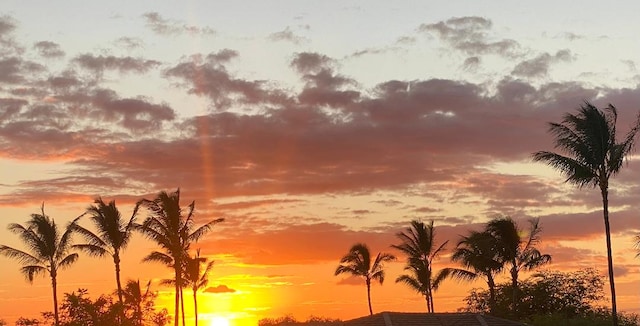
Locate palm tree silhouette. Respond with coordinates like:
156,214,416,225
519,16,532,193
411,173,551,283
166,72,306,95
434,231,502,313
335,243,395,316
122,279,152,326
136,189,223,326
392,220,447,312
485,216,551,315
533,102,640,326
71,198,139,309
184,249,214,326
0,204,79,326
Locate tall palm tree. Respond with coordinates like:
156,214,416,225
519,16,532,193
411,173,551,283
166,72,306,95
635,234,640,258
122,279,152,326
184,249,214,326
485,216,551,315
71,198,138,307
136,189,224,326
392,220,447,313
0,205,79,326
434,231,502,313
158,250,214,326
334,243,395,316
533,102,640,326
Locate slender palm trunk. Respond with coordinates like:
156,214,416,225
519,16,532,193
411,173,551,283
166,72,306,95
511,264,518,316
180,287,186,326
486,273,496,314
601,186,618,326
114,255,123,304
51,274,59,326
430,287,435,313
366,278,373,316
174,266,181,326
193,288,198,326
114,254,124,324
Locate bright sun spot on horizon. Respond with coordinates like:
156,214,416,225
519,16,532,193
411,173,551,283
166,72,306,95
210,316,231,326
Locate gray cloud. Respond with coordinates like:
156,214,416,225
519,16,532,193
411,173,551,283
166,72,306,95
419,16,520,57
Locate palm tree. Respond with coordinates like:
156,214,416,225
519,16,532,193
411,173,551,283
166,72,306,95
392,220,447,313
334,243,395,316
634,234,640,258
122,279,152,326
136,189,224,326
485,216,551,315
71,198,138,307
0,204,79,326
434,231,502,313
184,249,215,326
533,102,640,326
159,250,214,326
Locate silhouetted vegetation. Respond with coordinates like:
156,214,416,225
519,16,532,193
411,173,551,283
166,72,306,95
12,284,169,326
135,189,224,326
0,205,79,326
71,197,139,322
334,243,395,316
258,315,343,326
533,102,640,326
462,268,639,325
392,220,447,313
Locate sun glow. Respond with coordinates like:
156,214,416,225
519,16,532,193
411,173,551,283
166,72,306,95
209,316,231,326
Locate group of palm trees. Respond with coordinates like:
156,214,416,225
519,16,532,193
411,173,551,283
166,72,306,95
0,189,223,326
334,217,550,317
335,102,640,326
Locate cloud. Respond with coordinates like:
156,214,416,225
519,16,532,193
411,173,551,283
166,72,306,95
114,37,144,50
204,284,237,293
0,57,45,84
268,27,307,44
165,50,289,108
33,41,65,58
419,16,519,57
512,49,574,78
142,12,215,36
72,54,161,76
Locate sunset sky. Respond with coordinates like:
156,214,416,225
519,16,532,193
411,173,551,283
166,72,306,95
1,1,640,325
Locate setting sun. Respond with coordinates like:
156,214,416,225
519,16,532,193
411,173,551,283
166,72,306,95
210,316,231,326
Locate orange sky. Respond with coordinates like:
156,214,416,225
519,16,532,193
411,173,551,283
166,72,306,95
1,2,640,326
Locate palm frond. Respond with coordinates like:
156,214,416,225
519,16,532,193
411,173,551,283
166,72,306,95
142,251,174,266
0,246,43,265
72,244,109,257
58,253,79,269
20,265,48,283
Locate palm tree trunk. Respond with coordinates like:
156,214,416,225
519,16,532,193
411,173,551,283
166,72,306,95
486,273,496,314
180,287,186,326
366,278,373,316
601,186,618,326
115,255,123,304
511,265,518,317
427,282,434,313
193,288,198,326
114,254,124,324
174,266,181,326
51,274,60,326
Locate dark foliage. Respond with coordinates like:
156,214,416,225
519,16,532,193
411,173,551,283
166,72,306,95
462,268,639,325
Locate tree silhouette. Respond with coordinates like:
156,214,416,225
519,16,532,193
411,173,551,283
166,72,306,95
434,231,502,313
71,198,138,310
135,189,223,326
392,220,447,312
184,249,214,326
485,216,551,316
0,205,79,326
334,243,395,316
533,102,640,326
